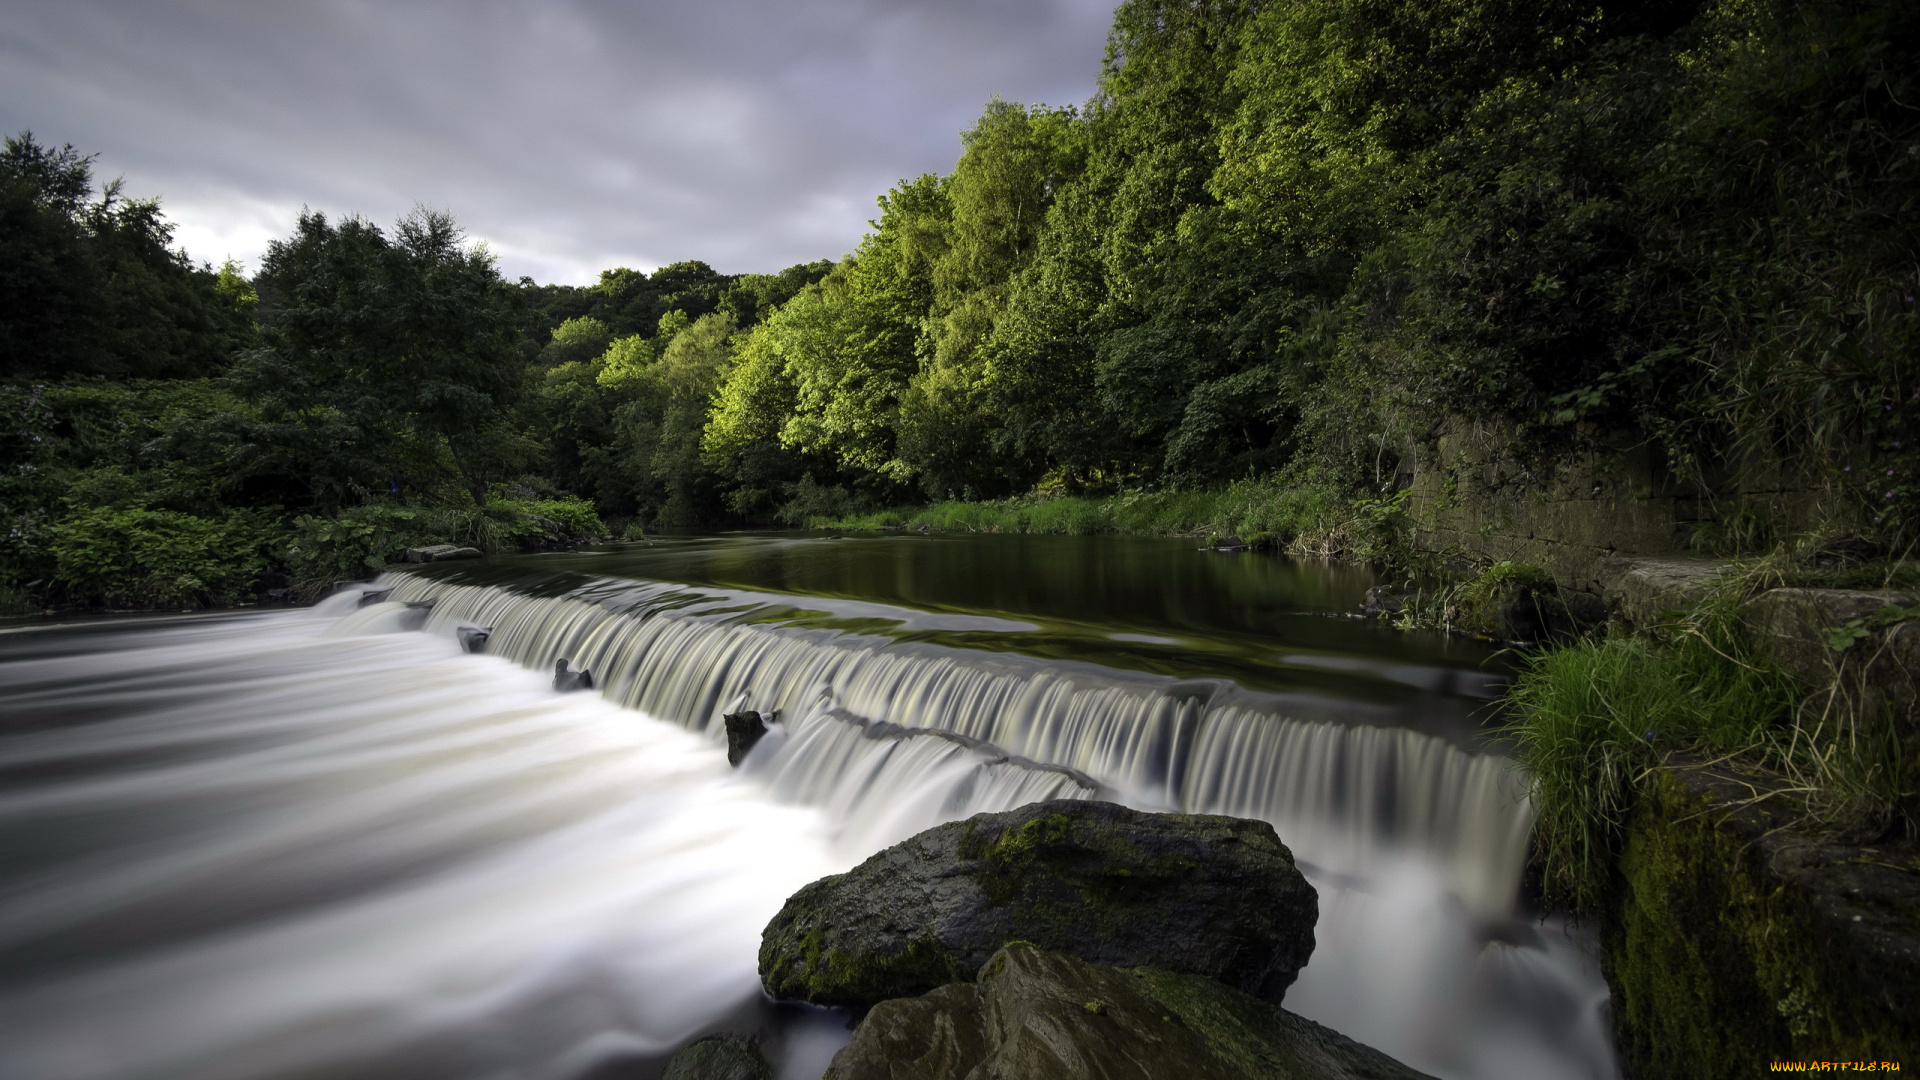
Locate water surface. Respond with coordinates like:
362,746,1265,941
0,532,1615,1080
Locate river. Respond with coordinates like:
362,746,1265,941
0,532,1618,1080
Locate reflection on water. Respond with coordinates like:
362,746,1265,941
0,534,1617,1080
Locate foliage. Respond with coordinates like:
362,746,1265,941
10,0,1920,606
512,496,606,538
50,506,281,608
230,207,530,509
681,0,1918,541
815,476,1393,555
1,132,254,381
281,495,605,598
283,505,429,599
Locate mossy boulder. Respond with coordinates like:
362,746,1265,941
660,1035,771,1080
1450,561,1567,641
823,942,1432,1080
758,800,1316,1010
1605,760,1920,1078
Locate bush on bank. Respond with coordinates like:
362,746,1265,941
1504,550,1917,914
282,495,606,600
50,507,281,609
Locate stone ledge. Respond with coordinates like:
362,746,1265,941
1744,587,1919,700
1605,759,1920,1078
1591,555,1729,631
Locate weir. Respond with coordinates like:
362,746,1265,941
0,544,1615,1080
385,573,1535,920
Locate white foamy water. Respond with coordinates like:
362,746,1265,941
0,596,845,1080
0,579,1618,1080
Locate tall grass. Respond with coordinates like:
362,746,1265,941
1503,552,1908,912
817,479,1392,556
1505,629,1801,912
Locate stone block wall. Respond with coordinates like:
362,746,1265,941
1399,421,1831,583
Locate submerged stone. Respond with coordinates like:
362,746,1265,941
403,544,482,563
553,658,594,693
723,710,768,766
823,943,1433,1080
758,799,1316,1010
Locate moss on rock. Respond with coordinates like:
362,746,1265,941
759,800,1317,1011
823,943,1433,1080
1605,762,1920,1078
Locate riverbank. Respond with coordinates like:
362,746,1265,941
823,488,1920,1071
818,480,1419,560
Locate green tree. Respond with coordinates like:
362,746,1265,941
233,207,529,507
0,132,251,380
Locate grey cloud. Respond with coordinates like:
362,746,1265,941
0,0,1114,283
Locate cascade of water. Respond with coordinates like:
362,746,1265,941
386,574,1532,919
0,575,1614,1080
0,600,849,1080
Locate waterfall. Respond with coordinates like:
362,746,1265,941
0,572,1613,1080
384,573,1533,920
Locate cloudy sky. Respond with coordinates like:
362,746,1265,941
1,1,1115,284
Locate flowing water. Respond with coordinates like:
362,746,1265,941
0,533,1618,1080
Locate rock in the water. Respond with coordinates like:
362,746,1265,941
723,710,768,766
554,658,594,693
661,1034,771,1080
1362,586,1403,619
759,799,1316,1010
456,624,492,654
354,587,393,607
404,544,483,563
824,943,1433,1080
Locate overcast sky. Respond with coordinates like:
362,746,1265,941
1,1,1115,284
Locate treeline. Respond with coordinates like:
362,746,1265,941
696,0,1918,532
4,0,1917,610
0,133,829,609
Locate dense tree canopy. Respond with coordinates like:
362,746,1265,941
1,133,253,381
4,0,1916,610
230,208,529,508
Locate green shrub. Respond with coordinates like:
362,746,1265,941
814,477,1363,547
0,584,41,616
504,496,606,538
51,507,282,608
283,506,430,598
1448,561,1562,640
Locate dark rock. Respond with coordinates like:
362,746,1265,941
1606,758,1920,1073
661,1034,771,1080
404,544,482,563
724,710,768,767
1362,586,1403,619
823,943,1433,1080
1450,562,1567,642
759,799,1316,1010
1564,589,1608,626
1215,535,1249,552
1743,587,1918,693
355,588,392,607
1593,555,1728,632
456,624,492,654
554,659,594,693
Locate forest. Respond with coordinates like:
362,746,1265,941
3,0,1916,612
